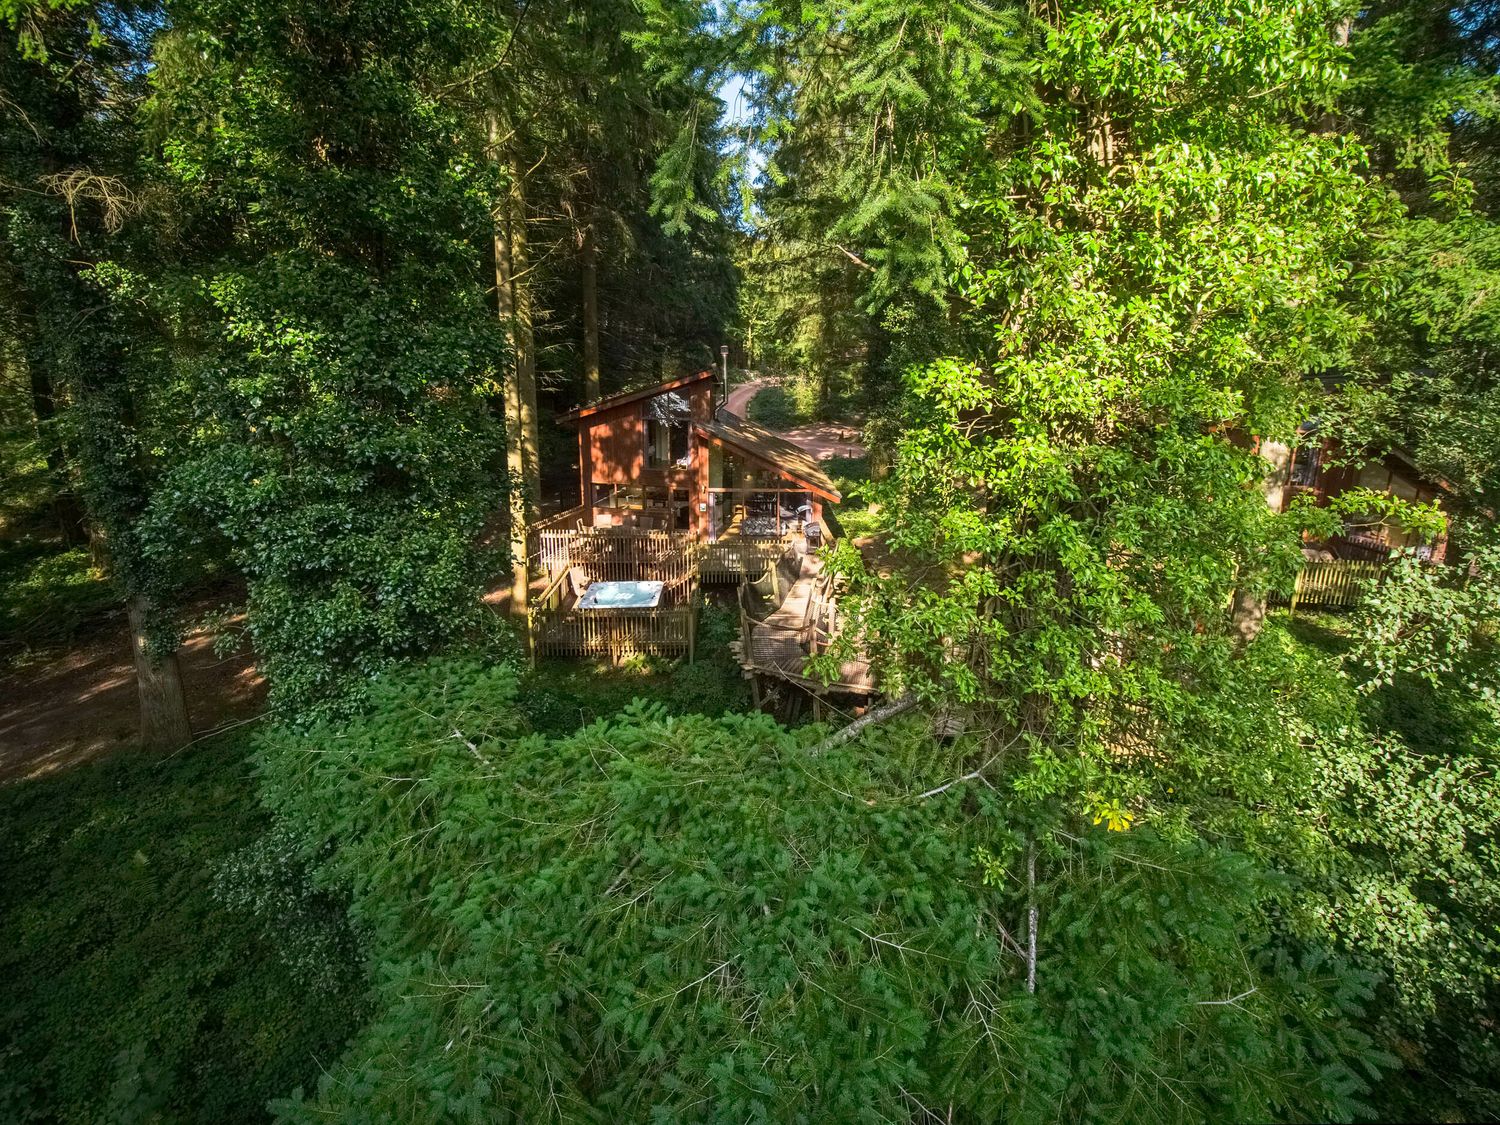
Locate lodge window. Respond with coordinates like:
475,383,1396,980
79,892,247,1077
1289,440,1321,488
590,483,691,531
645,392,691,469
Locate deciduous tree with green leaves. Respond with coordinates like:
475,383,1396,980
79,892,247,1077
142,0,506,710
1,0,196,746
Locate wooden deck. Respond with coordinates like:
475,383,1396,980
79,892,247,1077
733,549,874,703
522,523,856,676
533,525,797,585
527,530,699,664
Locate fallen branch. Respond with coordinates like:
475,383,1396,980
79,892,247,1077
1025,842,1038,995
834,243,877,273
917,769,984,799
452,728,493,768
1196,988,1257,1008
805,694,917,757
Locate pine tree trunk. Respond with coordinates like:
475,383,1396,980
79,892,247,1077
488,109,533,617
127,594,191,749
581,222,601,403
505,152,542,509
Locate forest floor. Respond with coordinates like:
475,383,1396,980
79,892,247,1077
0,601,264,784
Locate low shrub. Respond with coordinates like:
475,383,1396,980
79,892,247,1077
0,544,117,660
257,656,1388,1123
746,382,807,429
0,736,368,1123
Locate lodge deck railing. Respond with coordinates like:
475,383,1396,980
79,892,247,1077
536,528,698,585
526,529,700,664
530,596,699,663
527,505,589,576
521,523,820,665
533,524,797,584
1284,559,1384,612
699,535,789,582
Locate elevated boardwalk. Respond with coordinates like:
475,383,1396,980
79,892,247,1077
733,546,874,711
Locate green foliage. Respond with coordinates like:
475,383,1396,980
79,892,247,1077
514,606,750,737
0,543,114,658
256,656,1388,1123
1110,612,1500,1121
0,735,368,1123
822,453,879,539
141,0,508,711
744,381,807,429
816,0,1390,793
0,385,53,538
734,0,1028,416
1,0,174,631
1350,545,1500,702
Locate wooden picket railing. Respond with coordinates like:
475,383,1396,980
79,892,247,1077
526,528,700,663
699,536,789,582
526,504,589,577
535,528,699,585
532,525,797,584
531,598,699,663
1285,559,1385,613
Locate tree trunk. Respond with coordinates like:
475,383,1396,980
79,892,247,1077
581,221,601,403
1231,438,1294,646
488,109,534,617
127,594,191,749
505,153,542,510
1229,587,1268,647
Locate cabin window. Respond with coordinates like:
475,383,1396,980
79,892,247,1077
645,392,692,469
592,482,645,510
1289,440,1321,488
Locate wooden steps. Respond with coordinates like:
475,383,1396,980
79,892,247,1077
734,551,875,696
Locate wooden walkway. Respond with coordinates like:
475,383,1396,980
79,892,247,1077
748,557,816,676
737,550,874,695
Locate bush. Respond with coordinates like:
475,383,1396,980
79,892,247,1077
746,383,807,429
514,605,750,737
0,736,368,1123
0,543,117,660
1176,616,1500,1122
257,656,1388,1123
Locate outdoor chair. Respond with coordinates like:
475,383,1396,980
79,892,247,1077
567,566,592,602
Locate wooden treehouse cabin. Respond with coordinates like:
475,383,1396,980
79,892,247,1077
524,371,847,665
555,369,841,573
1276,432,1449,563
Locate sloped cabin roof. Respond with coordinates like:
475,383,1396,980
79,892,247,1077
697,414,842,503
556,369,716,424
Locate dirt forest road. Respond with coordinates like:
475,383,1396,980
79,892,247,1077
724,376,767,419
723,378,867,462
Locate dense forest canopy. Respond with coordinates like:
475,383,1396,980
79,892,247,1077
2,0,1498,1121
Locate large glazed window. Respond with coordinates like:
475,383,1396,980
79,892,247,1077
645,392,692,469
